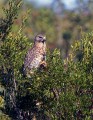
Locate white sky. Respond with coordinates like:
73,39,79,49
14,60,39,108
63,0,76,9
27,0,76,9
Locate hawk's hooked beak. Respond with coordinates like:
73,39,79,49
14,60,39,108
43,36,46,42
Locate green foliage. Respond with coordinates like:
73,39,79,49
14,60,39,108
0,114,11,120
0,0,30,119
63,31,72,40
17,32,93,119
0,0,22,41
0,0,93,120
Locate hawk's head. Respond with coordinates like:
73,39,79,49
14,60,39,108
34,34,46,44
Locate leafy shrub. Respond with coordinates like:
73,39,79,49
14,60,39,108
17,32,93,119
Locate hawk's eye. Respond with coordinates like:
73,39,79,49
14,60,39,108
36,36,43,42
38,36,42,39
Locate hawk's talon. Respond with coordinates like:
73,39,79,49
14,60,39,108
39,61,47,69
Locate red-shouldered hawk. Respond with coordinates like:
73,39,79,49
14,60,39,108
24,34,46,77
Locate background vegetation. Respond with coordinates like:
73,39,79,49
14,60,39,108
0,0,93,119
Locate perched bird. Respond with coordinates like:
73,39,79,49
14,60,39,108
24,34,47,77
